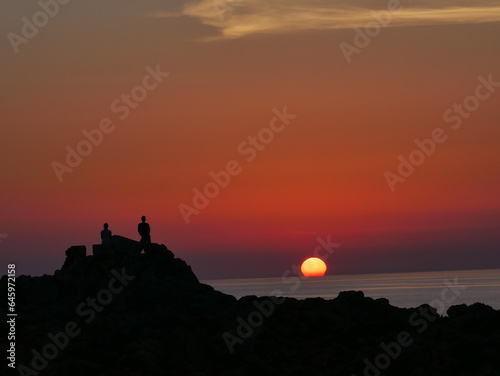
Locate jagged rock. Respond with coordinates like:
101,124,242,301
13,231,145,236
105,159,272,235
92,235,143,257
144,243,173,259
62,245,86,272
448,304,469,318
66,245,86,257
92,243,115,257
110,235,143,254
337,290,365,302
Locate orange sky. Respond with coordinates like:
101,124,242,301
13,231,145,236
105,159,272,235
1,0,499,278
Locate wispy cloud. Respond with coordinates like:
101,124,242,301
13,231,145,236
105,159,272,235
148,0,500,40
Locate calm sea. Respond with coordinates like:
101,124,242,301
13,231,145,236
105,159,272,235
203,269,500,310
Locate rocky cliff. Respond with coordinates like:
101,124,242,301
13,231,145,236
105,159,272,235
1,237,499,375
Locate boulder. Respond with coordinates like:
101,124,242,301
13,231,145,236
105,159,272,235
92,243,115,257
111,235,143,255
65,245,86,258
91,236,144,257
61,245,86,271
144,243,174,259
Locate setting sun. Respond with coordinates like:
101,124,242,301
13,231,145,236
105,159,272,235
300,257,327,277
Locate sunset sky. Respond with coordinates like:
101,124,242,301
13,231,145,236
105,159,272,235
1,0,499,279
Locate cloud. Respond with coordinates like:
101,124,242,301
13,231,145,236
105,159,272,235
148,0,500,40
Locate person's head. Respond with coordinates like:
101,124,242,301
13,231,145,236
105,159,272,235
103,223,109,229
141,216,146,222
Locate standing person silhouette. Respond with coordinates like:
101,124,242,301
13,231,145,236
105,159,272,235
138,216,151,246
101,223,112,244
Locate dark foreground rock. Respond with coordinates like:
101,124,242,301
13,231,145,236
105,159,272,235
1,238,499,376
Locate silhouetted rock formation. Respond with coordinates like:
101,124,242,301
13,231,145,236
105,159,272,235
1,238,499,376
